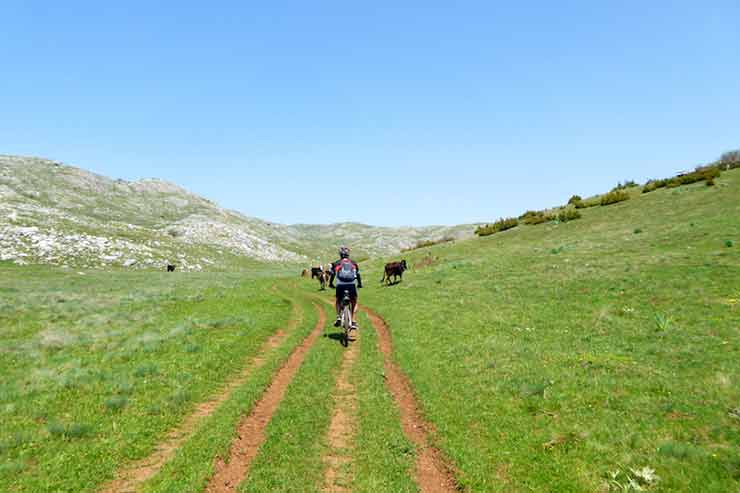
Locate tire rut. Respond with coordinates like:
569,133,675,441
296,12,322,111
100,300,303,493
364,307,459,493
205,303,327,493
321,325,360,492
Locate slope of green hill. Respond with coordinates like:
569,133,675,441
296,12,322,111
360,168,740,492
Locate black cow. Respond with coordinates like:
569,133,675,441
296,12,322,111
166,264,176,272
310,267,323,279
381,259,408,285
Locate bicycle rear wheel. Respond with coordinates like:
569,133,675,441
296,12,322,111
341,305,351,347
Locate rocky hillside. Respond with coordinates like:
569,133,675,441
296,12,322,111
0,155,472,270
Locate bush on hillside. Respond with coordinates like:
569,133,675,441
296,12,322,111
567,195,582,205
518,210,540,220
642,179,668,193
401,236,454,252
600,190,630,206
666,166,721,188
520,210,555,225
612,180,639,191
557,208,581,223
475,217,519,237
574,197,600,209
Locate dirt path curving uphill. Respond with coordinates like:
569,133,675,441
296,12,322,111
205,303,327,493
364,307,459,493
321,325,360,492
101,301,303,493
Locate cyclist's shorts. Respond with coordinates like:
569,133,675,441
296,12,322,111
335,284,357,301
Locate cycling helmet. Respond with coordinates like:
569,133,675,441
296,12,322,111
339,246,350,258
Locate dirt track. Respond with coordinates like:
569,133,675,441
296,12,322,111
100,301,303,493
102,297,458,493
364,307,459,493
321,322,360,492
205,303,327,493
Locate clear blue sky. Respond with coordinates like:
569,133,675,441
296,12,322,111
2,2,738,226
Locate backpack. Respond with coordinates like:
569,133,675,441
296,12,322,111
336,258,357,283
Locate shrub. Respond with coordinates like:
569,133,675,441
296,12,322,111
401,236,454,252
612,180,639,191
634,228,643,234
574,197,600,209
475,217,519,237
706,178,715,186
567,195,582,205
520,210,553,225
523,212,553,225
600,190,630,206
557,209,581,223
642,179,668,193
668,166,721,188
726,240,734,248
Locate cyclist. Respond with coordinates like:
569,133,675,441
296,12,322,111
328,246,363,329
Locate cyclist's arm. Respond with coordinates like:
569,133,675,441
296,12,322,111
355,263,363,288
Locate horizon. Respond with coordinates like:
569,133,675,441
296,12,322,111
2,2,738,227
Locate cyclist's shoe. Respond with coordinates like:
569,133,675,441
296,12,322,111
334,316,341,327
350,321,358,331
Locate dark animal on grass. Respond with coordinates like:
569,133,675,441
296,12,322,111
311,267,323,279
318,270,329,290
381,259,408,285
166,264,176,272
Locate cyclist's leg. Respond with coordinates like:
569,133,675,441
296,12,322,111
334,286,342,326
349,285,358,328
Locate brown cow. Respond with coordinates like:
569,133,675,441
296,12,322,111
301,268,309,277
381,259,408,285
318,270,330,290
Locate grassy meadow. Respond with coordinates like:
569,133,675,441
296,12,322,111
360,169,740,491
0,168,738,492
0,267,295,492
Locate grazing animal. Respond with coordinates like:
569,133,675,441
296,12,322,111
318,270,329,290
166,264,176,272
311,267,323,279
301,268,309,277
381,259,408,285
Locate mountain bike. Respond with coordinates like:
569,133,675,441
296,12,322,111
339,289,353,347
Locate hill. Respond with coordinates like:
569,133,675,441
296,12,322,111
359,166,740,491
0,155,472,270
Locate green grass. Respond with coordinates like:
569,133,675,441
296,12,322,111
0,267,293,492
360,169,740,492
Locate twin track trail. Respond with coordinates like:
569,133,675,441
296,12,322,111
321,324,360,492
205,303,327,493
101,300,303,493
364,307,459,493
